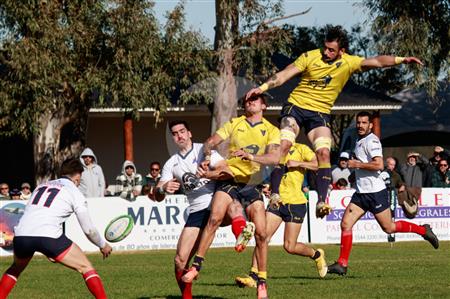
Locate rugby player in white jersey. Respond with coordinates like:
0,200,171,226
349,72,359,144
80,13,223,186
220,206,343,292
327,111,439,276
152,120,235,299
0,158,112,299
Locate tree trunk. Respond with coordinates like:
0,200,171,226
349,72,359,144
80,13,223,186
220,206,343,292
213,0,239,156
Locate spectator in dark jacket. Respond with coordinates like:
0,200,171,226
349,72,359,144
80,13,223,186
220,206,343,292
431,158,450,187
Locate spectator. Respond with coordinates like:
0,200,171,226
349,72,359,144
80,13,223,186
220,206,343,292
10,189,21,200
332,178,349,190
0,183,10,199
141,161,161,195
20,182,32,200
115,160,143,201
431,158,450,187
332,152,351,183
429,146,450,167
79,147,106,198
400,152,430,188
381,157,406,193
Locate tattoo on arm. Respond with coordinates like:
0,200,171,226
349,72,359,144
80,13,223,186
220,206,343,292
267,74,278,89
265,143,280,154
203,139,214,156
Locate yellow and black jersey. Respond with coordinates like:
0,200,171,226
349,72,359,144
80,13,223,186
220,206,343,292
288,48,364,114
216,115,280,184
279,143,316,204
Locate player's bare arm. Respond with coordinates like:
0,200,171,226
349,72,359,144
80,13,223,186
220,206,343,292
154,178,181,202
196,160,233,181
348,156,384,171
232,143,280,165
202,134,224,169
361,56,423,71
286,157,319,171
246,63,302,99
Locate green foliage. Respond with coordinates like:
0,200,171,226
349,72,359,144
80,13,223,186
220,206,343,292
1,242,449,298
363,0,450,104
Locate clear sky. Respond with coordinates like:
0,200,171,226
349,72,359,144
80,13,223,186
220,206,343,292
153,0,368,43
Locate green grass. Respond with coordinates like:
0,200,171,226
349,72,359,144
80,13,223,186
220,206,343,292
1,241,449,298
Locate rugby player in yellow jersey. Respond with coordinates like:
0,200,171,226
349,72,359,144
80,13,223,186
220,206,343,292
182,94,280,299
235,143,328,289
245,25,423,219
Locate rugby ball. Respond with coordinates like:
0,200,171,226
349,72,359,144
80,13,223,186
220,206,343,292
104,215,134,243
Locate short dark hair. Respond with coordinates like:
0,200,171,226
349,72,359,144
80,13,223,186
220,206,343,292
240,93,269,108
325,25,349,51
336,178,348,187
356,111,373,122
169,120,190,132
60,158,84,177
150,161,160,168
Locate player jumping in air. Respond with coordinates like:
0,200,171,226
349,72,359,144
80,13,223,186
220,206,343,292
245,25,423,219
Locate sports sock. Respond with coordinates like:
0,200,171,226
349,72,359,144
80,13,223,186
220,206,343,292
0,273,17,299
270,165,285,194
231,216,247,239
191,255,204,272
82,270,107,299
257,271,267,285
181,269,192,299
311,250,321,260
249,267,259,281
337,230,353,267
395,221,426,235
316,166,331,203
175,269,185,294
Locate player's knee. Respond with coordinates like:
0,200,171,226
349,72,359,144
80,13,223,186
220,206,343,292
255,230,267,244
340,219,353,231
313,137,332,155
174,254,186,269
381,223,395,234
207,216,222,229
283,240,296,254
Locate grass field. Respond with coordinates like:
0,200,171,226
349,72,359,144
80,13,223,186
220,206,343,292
1,241,449,298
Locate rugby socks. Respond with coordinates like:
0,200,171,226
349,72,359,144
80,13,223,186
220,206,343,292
311,250,321,260
82,270,107,299
175,269,192,299
337,230,353,267
0,273,17,299
191,255,204,272
270,165,284,194
249,267,259,281
257,271,267,285
395,221,426,235
231,216,247,239
316,165,332,203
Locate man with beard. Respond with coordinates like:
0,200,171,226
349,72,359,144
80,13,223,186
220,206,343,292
245,25,423,220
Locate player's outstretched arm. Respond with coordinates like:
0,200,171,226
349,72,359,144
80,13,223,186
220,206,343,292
203,133,224,160
348,156,384,171
361,55,423,71
246,63,302,99
286,157,319,171
196,160,233,180
153,179,180,202
232,143,280,166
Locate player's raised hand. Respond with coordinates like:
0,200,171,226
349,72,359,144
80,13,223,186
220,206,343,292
404,57,424,66
101,243,112,259
245,87,263,100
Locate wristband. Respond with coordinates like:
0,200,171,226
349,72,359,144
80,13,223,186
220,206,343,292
394,57,405,64
259,83,269,92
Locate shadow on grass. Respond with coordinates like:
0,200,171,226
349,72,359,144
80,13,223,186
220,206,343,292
270,275,357,280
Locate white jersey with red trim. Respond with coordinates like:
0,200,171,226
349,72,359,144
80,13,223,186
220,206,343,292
160,143,223,213
15,177,90,238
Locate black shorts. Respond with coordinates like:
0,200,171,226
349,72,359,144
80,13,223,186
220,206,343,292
280,103,331,134
13,234,73,261
184,208,210,229
350,189,390,214
267,203,307,223
217,180,263,209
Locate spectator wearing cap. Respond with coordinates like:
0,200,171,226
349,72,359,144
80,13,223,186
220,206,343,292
10,189,21,200
332,152,351,184
79,147,106,198
115,160,143,201
400,152,430,188
141,161,161,196
20,183,32,200
0,183,10,199
431,158,450,187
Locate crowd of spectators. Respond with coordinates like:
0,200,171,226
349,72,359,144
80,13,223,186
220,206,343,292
2,145,448,202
